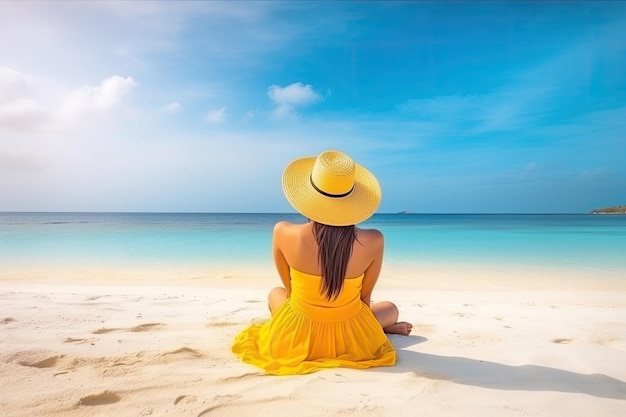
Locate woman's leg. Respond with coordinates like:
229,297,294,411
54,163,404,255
268,287,288,316
370,301,413,336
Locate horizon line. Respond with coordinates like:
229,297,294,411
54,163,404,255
0,211,599,215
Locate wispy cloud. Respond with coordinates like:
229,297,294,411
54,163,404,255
397,19,626,149
204,106,227,124
267,82,322,118
160,101,182,113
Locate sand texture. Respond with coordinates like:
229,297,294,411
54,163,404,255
1,274,626,417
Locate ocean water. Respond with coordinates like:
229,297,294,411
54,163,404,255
1,212,625,277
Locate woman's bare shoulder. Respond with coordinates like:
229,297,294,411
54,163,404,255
273,221,305,234
355,227,384,244
356,226,383,236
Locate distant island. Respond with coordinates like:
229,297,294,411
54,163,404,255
590,205,626,214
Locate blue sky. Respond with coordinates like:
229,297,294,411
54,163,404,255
1,1,625,213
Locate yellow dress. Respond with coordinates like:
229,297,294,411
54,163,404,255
231,267,396,375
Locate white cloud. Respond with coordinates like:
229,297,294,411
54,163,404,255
0,68,135,134
0,67,49,131
0,152,46,173
0,66,32,102
161,101,182,113
54,75,135,129
0,98,47,132
204,106,227,124
60,75,135,112
267,82,321,117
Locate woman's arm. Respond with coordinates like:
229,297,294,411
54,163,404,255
272,221,292,296
360,229,384,306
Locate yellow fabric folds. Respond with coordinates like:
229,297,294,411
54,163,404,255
231,268,396,375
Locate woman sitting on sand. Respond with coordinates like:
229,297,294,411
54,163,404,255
232,150,412,375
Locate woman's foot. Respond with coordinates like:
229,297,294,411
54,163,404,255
383,321,413,336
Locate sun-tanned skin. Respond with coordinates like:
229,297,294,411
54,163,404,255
269,220,412,336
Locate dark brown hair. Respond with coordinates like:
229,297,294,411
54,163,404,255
312,221,357,300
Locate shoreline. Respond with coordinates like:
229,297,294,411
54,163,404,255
2,262,625,291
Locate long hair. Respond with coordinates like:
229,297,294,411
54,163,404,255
312,221,357,301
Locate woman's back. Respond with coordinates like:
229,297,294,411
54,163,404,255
272,221,384,304
233,232,395,375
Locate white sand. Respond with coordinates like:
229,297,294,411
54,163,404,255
1,266,625,417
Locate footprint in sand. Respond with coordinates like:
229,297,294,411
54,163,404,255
206,321,237,328
19,355,65,368
218,372,259,382
78,391,121,406
92,322,164,334
197,395,241,417
85,295,108,301
156,347,202,362
161,347,202,359
174,395,198,405
64,337,97,345
596,337,618,346
130,323,164,332
152,347,202,365
92,327,122,334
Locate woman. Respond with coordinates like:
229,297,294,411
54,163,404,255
232,150,412,375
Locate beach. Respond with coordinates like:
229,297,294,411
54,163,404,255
1,264,625,417
3,0,626,414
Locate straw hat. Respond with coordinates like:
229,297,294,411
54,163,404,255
282,150,381,226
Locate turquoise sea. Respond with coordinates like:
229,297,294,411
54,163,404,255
1,213,625,279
